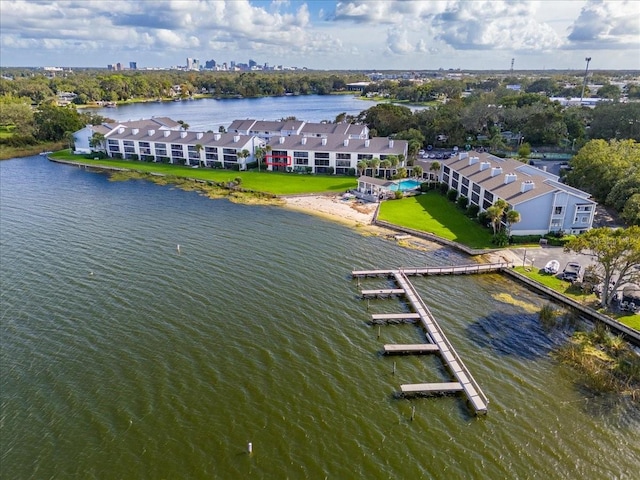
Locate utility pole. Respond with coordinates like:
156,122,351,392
580,57,591,105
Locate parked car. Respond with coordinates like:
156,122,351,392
561,262,582,282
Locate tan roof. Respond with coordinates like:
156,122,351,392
106,128,253,148
442,152,592,206
266,134,407,155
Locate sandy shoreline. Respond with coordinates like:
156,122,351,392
281,194,379,228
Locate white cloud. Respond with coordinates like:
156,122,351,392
567,0,640,48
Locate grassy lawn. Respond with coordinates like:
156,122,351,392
49,151,356,195
514,266,640,330
378,191,494,249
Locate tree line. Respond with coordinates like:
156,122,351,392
0,69,367,104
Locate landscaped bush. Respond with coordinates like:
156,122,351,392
394,190,403,199
447,188,458,202
543,233,576,246
466,204,480,218
510,234,543,245
456,195,468,209
438,182,449,194
348,168,356,176
477,211,490,227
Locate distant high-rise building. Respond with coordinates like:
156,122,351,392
186,57,200,71
129,61,137,70
116,62,123,71
249,59,257,69
204,59,216,69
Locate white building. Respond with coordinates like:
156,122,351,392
440,152,596,235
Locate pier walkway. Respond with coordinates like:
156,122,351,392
353,262,508,278
353,268,489,415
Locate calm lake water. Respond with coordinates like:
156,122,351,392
84,94,377,132
1,96,639,478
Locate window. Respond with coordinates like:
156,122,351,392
294,158,309,165
357,154,373,160
483,190,493,204
472,183,481,194
314,152,330,159
294,151,308,158
554,206,563,215
315,159,330,166
336,153,351,160
336,160,351,167
452,171,459,180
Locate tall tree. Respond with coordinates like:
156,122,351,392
564,226,640,308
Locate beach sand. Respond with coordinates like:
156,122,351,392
281,194,379,228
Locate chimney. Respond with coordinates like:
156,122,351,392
180,131,187,138
343,139,349,147
164,130,170,137
520,181,535,193
389,139,394,148
504,173,517,184
468,156,479,166
233,135,240,143
479,161,490,171
365,139,370,147
279,136,285,144
118,127,125,134
196,132,203,139
214,133,221,141
147,129,155,136
490,166,503,177
321,138,327,146
459,152,469,160
132,128,139,135
301,137,307,145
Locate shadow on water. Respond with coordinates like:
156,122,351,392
466,311,571,360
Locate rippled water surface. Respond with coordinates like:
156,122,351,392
1,157,639,479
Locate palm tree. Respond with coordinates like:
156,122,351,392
89,132,106,153
413,165,423,179
487,199,509,235
236,149,250,169
429,161,441,186
254,147,264,171
195,143,204,167
505,209,521,237
368,157,380,177
379,159,391,179
357,160,367,176
177,120,189,131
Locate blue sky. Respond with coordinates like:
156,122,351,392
1,0,638,70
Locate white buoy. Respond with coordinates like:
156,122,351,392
247,442,253,454
177,244,181,253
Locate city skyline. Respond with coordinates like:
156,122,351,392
1,0,639,71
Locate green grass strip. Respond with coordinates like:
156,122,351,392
49,151,356,195
378,191,494,249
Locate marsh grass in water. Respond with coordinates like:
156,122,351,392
554,323,640,398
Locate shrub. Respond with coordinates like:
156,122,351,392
492,231,509,246
539,303,559,330
348,168,356,176
438,182,449,194
456,195,469,209
394,190,404,199
466,204,480,218
447,189,458,202
477,211,490,227
510,234,542,245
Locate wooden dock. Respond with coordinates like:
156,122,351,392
371,313,420,325
352,262,508,278
383,343,439,354
353,267,489,415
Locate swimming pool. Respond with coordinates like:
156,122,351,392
389,179,422,191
